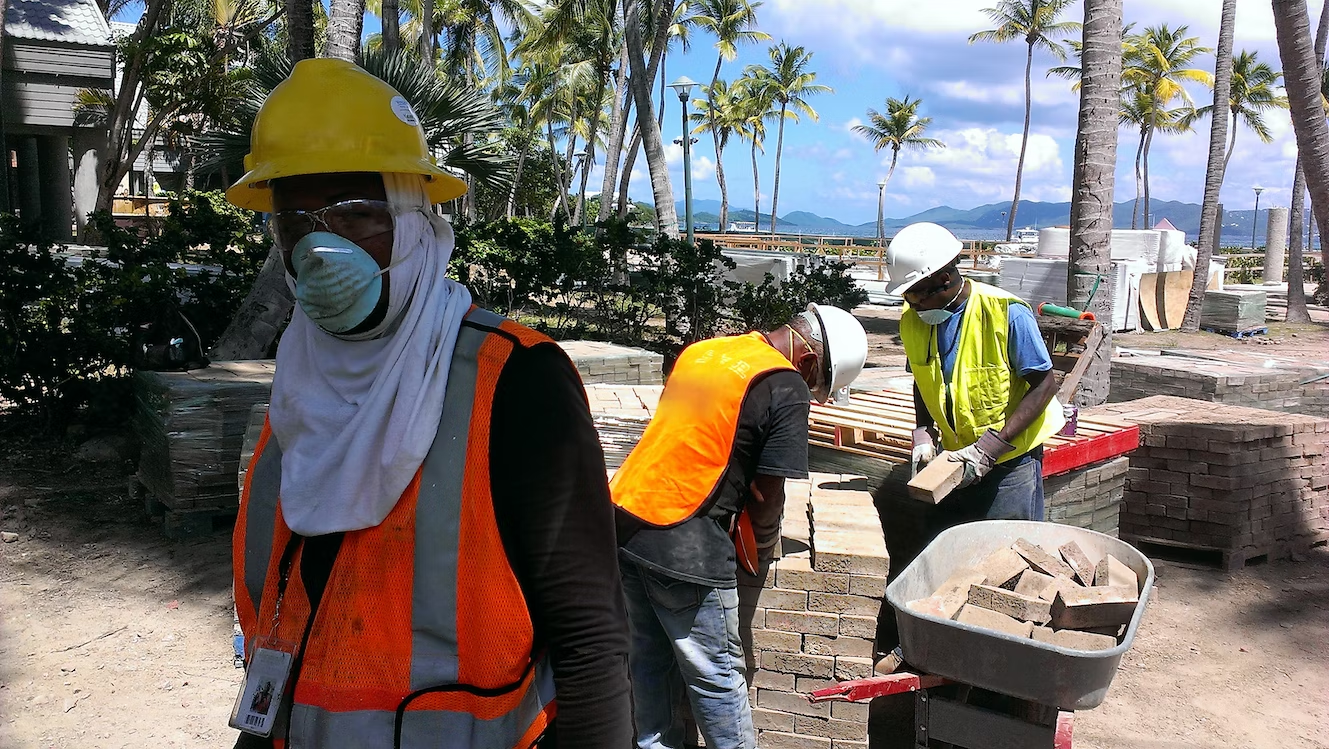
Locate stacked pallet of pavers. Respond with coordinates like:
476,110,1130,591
558,340,664,384
1085,396,1329,568
735,472,888,749
1110,356,1327,417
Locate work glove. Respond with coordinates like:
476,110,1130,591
911,427,938,478
950,429,1015,489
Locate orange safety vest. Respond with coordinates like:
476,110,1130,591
233,308,556,748
610,332,796,528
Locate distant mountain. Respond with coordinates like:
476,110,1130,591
678,197,1278,243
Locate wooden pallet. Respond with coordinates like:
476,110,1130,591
809,388,1140,478
1125,532,1329,571
139,484,238,540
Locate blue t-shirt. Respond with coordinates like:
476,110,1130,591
933,300,1053,383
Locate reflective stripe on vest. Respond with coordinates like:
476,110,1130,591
900,281,1064,460
234,307,555,748
610,332,795,527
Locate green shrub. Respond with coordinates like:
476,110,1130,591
0,190,266,431
727,256,869,333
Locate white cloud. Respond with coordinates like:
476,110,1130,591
919,128,1063,174
901,166,936,189
767,0,998,35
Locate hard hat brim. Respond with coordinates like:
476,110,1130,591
884,252,962,297
226,155,469,213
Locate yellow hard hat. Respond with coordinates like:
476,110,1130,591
226,58,468,212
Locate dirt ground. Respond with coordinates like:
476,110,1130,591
2,437,1327,749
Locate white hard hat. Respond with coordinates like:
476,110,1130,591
801,303,868,402
885,222,964,296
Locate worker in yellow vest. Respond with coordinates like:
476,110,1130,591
872,223,1064,745
611,305,868,749
225,59,631,748
889,222,1063,524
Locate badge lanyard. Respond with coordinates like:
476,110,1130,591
229,536,304,738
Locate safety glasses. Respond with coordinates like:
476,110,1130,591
268,199,394,250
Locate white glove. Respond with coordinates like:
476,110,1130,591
951,430,1015,489
911,427,938,478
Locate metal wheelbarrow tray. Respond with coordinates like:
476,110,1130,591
885,520,1155,711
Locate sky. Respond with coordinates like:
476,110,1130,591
609,0,1314,225
118,0,1315,225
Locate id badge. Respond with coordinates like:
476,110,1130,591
229,638,295,737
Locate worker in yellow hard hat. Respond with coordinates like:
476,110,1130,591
225,58,631,748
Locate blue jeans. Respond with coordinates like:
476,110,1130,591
621,560,755,749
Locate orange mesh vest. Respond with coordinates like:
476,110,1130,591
610,332,796,527
233,308,556,748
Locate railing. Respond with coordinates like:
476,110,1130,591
1216,252,1323,280
694,232,1004,281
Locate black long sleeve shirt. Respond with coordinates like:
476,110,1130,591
238,340,633,749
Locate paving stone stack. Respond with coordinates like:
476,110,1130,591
134,361,276,511
736,473,888,749
584,385,660,470
558,340,664,385
1043,456,1130,537
1110,356,1321,416
1199,289,1267,332
1086,396,1329,567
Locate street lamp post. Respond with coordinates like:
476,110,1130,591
1251,185,1265,251
668,76,698,244
876,180,887,246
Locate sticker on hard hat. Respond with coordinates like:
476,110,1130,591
390,96,420,127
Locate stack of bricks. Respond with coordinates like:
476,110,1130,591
1085,396,1329,567
1110,355,1329,417
734,473,888,749
1042,456,1130,537
558,340,664,385
584,385,660,470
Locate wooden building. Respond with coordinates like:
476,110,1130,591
2,0,114,240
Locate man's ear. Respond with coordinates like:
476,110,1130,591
798,350,820,382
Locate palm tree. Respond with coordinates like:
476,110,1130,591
1181,0,1234,333
1274,0,1329,306
745,43,830,235
1123,24,1212,229
1119,89,1193,229
1066,0,1122,405
691,0,768,233
735,70,775,228
622,0,680,236
969,0,1078,241
851,95,944,224
688,78,746,229
1286,0,1329,321
1189,51,1288,175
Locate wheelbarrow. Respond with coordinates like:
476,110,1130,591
809,520,1155,748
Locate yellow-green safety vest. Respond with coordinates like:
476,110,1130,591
900,281,1064,462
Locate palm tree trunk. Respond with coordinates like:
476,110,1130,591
417,0,435,61
1220,108,1238,175
769,101,788,235
751,138,760,227
1067,0,1123,405
658,51,667,129
1142,115,1156,228
1181,0,1235,332
618,123,642,217
548,121,571,219
507,134,531,219
1131,127,1145,229
287,0,315,62
599,42,633,221
1287,159,1312,322
1006,40,1035,242
326,0,364,62
381,0,401,55
0,0,10,214
709,55,726,233
622,0,679,237
1273,0,1329,288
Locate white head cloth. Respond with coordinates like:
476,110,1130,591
268,172,473,535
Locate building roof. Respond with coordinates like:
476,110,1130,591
1153,218,1179,231
5,0,113,47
